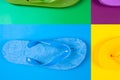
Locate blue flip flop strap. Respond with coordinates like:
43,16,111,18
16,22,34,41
26,40,71,66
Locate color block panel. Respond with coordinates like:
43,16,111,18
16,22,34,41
0,24,90,80
0,0,90,24
92,0,120,24
92,24,120,80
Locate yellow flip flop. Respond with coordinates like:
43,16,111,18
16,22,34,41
93,37,120,70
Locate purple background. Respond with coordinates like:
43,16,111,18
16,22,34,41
92,0,120,24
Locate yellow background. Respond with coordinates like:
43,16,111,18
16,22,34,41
92,24,120,80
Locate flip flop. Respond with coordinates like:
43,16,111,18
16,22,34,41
99,0,120,6
93,37,120,70
2,38,87,70
7,0,80,8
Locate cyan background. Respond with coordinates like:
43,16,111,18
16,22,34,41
0,25,90,80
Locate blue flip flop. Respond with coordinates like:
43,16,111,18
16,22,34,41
2,38,87,70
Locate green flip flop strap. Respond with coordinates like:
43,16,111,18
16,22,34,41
27,0,56,3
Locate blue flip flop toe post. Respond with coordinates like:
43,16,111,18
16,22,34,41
2,38,87,70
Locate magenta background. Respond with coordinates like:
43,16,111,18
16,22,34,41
92,0,120,24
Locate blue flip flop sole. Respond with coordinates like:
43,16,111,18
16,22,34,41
2,38,87,70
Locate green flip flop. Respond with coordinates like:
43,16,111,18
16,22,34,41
7,0,80,8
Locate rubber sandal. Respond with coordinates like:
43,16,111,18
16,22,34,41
2,38,87,70
93,37,120,70
7,0,80,8
99,0,120,6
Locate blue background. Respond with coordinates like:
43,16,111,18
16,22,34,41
0,25,90,80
